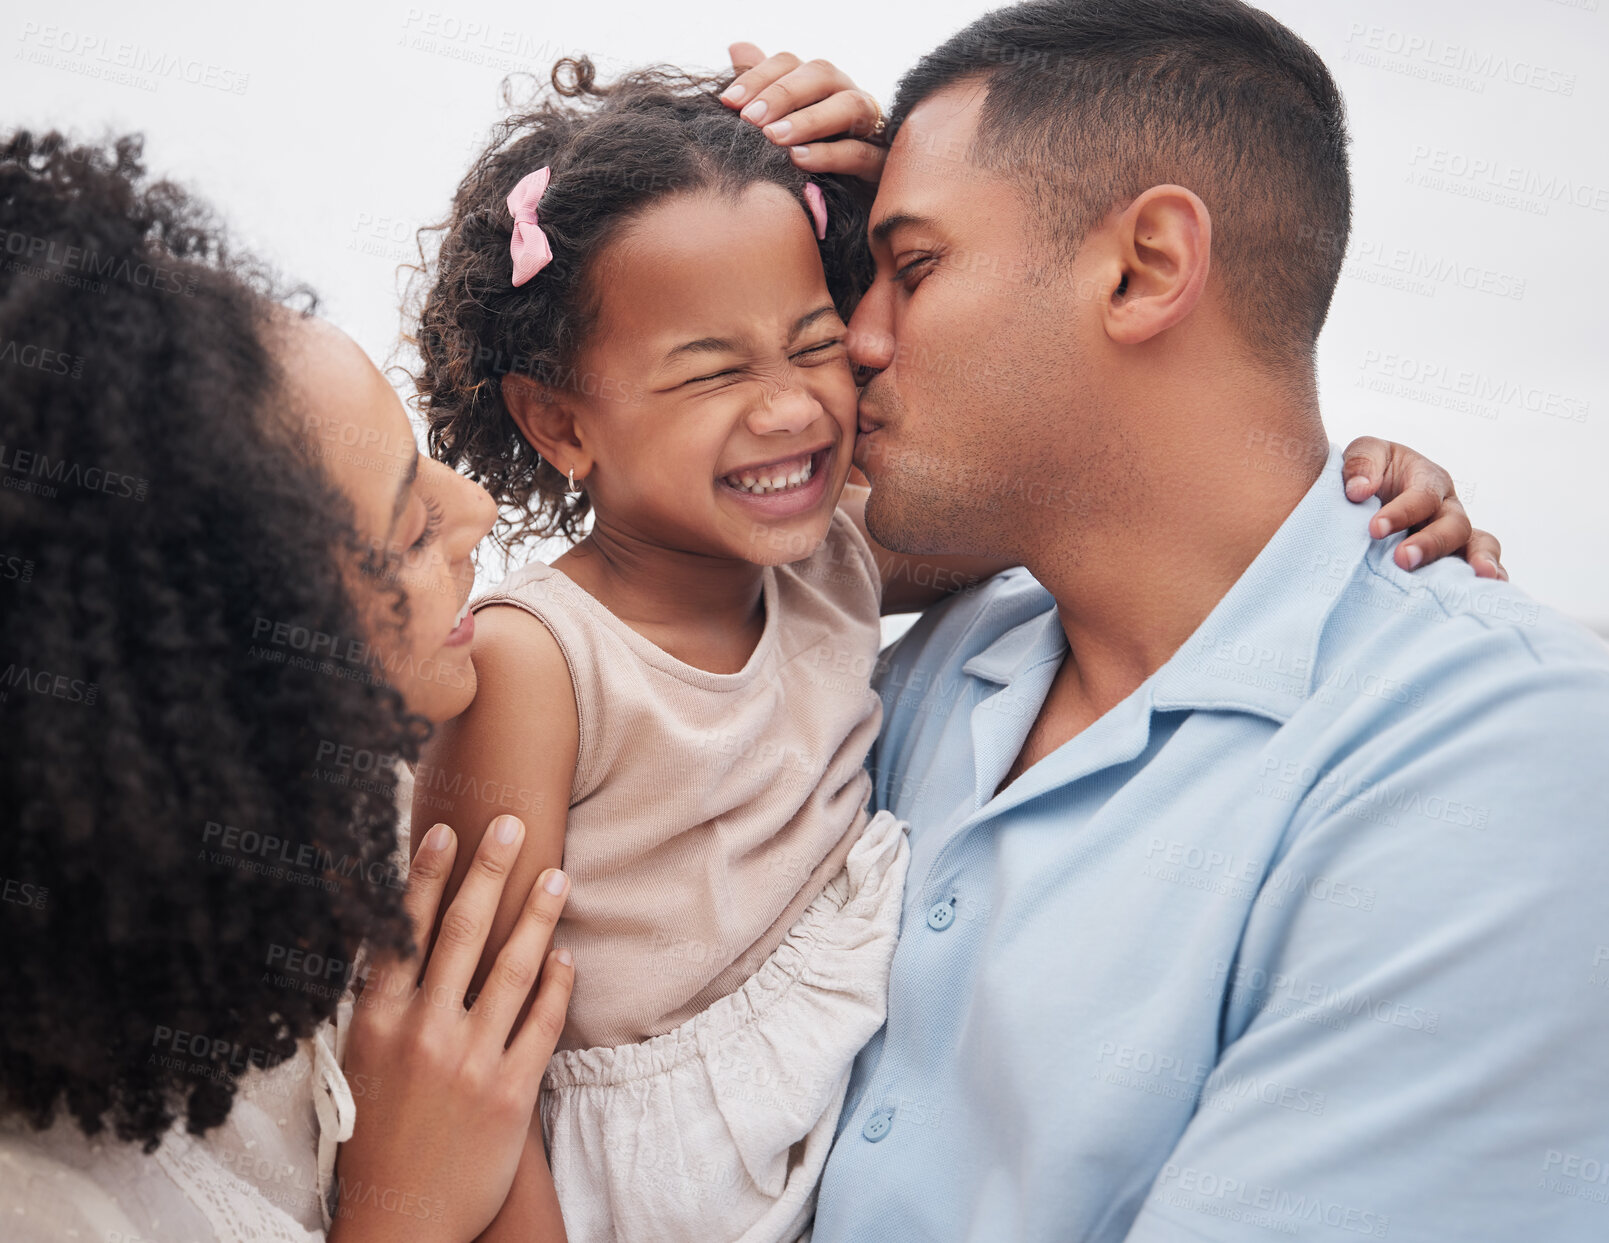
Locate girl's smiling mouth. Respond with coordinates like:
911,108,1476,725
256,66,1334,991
718,445,834,516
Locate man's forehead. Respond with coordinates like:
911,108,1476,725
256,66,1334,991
874,83,998,231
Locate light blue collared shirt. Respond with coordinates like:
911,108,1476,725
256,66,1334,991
812,448,1609,1242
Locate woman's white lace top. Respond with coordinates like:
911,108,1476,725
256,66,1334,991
0,768,412,1242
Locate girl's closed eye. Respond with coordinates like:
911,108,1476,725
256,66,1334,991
792,338,845,365
683,339,843,386
686,367,742,387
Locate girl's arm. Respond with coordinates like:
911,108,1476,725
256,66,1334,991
410,603,580,1001
476,1126,568,1243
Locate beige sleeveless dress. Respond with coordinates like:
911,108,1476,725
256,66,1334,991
474,510,909,1243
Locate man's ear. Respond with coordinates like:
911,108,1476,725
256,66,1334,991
502,373,590,478
1101,184,1212,347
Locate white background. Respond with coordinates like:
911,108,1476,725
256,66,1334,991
4,0,1605,633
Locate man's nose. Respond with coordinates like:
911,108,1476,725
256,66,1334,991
847,289,895,376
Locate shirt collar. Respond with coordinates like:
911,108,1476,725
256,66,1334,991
957,445,1371,724
960,573,1066,686
1151,444,1371,723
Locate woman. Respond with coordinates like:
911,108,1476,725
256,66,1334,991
0,132,567,1242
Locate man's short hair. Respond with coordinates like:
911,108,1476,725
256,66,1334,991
890,0,1352,369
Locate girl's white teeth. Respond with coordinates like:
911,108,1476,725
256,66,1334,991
452,600,470,629
728,456,814,495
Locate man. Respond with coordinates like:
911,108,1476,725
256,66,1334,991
729,2,1609,1239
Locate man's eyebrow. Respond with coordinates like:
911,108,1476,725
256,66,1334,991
871,212,937,248
387,452,420,536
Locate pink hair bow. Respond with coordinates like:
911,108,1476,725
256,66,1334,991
802,182,828,240
507,166,554,287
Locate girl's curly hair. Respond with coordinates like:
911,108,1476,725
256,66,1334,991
409,58,876,553
0,131,420,1150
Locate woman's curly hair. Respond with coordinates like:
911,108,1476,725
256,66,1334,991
0,131,420,1150
409,58,876,553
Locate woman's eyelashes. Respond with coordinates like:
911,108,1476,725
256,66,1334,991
410,493,444,553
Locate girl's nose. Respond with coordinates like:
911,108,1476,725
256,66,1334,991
745,381,819,438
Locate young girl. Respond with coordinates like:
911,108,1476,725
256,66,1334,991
409,59,1492,1243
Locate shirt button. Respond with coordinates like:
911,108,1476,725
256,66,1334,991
926,900,955,931
862,1109,894,1142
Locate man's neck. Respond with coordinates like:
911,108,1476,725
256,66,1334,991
1022,409,1329,726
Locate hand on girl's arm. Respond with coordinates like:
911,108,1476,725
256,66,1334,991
329,816,573,1243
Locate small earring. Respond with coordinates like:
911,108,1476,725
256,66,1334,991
568,466,580,495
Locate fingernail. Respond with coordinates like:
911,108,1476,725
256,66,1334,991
721,83,745,104
741,100,768,124
424,823,450,852
1403,545,1423,570
543,868,568,896
765,119,792,142
1370,516,1389,537
1345,476,1370,501
556,947,573,966
494,815,522,844
790,145,810,159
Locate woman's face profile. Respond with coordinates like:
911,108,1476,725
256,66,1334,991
277,317,497,724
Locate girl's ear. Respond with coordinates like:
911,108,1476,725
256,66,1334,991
502,374,591,477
